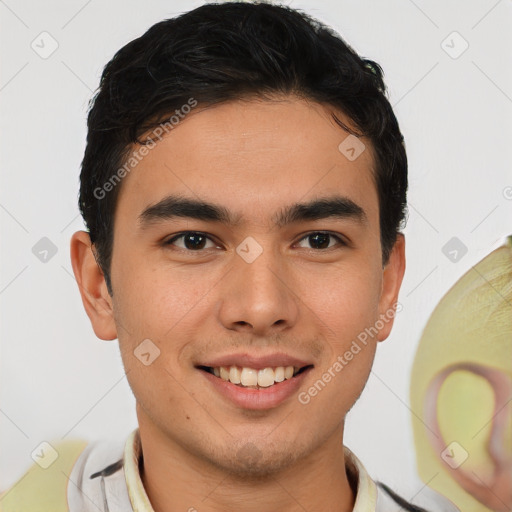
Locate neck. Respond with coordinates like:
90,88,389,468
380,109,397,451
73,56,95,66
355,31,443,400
137,417,356,512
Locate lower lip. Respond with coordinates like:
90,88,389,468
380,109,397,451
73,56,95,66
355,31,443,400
199,368,313,410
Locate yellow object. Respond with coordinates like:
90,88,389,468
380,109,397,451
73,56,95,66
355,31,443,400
410,235,512,512
0,439,88,512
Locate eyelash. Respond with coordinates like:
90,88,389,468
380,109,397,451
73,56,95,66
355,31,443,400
164,231,347,252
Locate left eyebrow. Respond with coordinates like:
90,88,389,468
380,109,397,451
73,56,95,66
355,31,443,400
273,196,367,228
138,194,367,229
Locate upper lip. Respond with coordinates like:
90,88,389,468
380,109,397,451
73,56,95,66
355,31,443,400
196,352,314,371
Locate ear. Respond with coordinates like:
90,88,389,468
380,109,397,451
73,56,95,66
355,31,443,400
376,233,406,342
70,230,117,340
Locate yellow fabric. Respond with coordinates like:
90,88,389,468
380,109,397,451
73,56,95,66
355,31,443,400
0,439,88,512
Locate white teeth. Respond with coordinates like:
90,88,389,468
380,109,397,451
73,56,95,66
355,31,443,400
257,368,275,387
240,368,258,386
211,365,300,387
229,366,241,384
274,366,285,382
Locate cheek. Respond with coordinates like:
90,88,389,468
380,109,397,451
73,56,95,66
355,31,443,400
113,279,195,424
122,359,194,438
305,262,382,337
308,290,379,416
299,331,377,423
112,257,209,340
111,262,218,394
301,262,381,398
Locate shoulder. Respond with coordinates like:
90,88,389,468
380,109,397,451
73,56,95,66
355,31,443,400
376,481,462,512
0,432,131,512
344,446,461,512
0,438,89,512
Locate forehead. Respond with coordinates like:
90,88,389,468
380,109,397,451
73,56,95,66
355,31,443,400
115,97,378,227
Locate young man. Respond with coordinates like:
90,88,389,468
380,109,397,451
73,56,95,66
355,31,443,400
0,2,461,511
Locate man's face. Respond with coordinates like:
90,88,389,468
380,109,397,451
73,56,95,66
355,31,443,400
85,97,403,476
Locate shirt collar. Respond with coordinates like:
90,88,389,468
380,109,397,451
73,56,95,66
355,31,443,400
124,428,154,511
124,428,378,512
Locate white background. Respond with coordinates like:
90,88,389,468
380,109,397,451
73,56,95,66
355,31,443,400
1,0,511,502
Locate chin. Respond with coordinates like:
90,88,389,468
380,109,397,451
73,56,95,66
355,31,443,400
207,439,304,480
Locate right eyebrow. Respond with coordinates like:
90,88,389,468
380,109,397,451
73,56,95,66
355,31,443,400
138,195,240,227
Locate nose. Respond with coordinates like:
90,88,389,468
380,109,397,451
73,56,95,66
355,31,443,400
217,243,299,336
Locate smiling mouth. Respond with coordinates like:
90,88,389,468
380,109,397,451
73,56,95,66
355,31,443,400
197,365,313,389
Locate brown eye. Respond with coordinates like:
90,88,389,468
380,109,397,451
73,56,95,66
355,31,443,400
296,232,345,250
166,232,217,251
